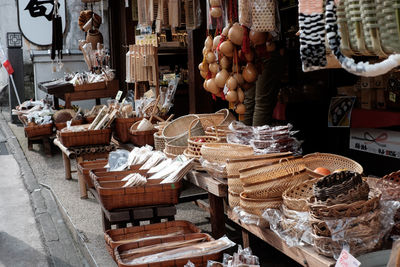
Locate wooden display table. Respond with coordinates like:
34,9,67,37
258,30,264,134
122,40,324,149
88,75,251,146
185,171,336,267
53,138,115,198
38,79,119,109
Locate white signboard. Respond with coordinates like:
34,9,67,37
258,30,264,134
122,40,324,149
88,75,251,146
17,0,66,46
350,128,400,159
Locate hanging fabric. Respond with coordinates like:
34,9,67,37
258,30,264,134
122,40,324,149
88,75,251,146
51,0,63,60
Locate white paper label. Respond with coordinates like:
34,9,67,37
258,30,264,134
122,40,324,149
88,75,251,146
115,90,123,101
335,250,360,267
223,84,229,95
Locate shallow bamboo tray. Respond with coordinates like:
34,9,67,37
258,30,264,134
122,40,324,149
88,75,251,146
303,152,363,174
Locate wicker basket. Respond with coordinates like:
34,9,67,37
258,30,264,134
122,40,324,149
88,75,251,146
162,114,203,146
227,175,243,194
226,153,293,178
282,179,317,212
187,118,221,157
129,121,157,147
90,169,148,183
94,178,182,210
77,159,108,188
114,117,142,143
164,137,187,158
303,152,363,174
376,170,400,200
205,125,231,142
239,158,306,186
59,125,112,148
183,149,204,171
114,233,220,267
239,192,282,216
251,0,275,32
308,187,382,219
197,113,225,129
24,123,53,138
54,119,84,131
239,0,252,26
104,220,201,259
228,189,240,208
200,143,254,164
154,132,166,151
243,169,313,199
216,108,236,126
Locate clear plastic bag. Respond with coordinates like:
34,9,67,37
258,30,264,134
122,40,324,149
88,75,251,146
232,206,268,227
106,149,131,171
199,157,227,178
262,207,313,247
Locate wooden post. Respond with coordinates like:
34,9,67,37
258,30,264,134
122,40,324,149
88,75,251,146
62,152,72,180
242,229,250,248
208,192,225,238
76,157,88,199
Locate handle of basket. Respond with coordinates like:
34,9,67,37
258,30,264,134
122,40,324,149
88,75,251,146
188,117,219,139
279,158,289,164
396,7,400,42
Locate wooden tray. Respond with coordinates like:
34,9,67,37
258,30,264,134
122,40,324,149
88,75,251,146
58,124,112,148
24,123,53,138
74,79,118,92
104,220,201,259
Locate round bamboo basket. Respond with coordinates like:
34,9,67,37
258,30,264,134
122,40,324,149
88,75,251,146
228,189,240,208
200,143,254,164
216,108,236,126
183,149,203,170
154,132,165,151
227,175,243,194
303,152,363,174
162,114,203,145
187,118,221,157
239,192,282,216
164,137,187,158
197,113,225,129
282,179,317,212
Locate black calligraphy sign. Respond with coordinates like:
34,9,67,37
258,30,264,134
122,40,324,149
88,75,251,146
24,0,59,21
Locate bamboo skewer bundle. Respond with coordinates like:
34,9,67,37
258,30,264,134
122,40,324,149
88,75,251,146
127,44,159,89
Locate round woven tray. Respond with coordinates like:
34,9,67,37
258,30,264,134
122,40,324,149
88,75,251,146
200,143,254,164
228,189,240,208
282,179,317,212
239,158,306,186
239,192,282,216
315,181,370,206
303,152,363,174
162,114,203,145
228,175,243,194
243,169,313,199
308,187,382,219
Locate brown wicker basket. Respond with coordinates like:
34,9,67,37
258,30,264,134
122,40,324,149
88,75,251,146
187,118,221,157
205,125,231,142
114,117,142,143
114,233,220,267
376,170,400,201
88,165,144,187
216,108,236,126
153,132,165,151
228,189,240,208
227,175,243,194
200,143,254,164
104,220,201,259
24,123,53,138
59,125,112,148
239,158,306,186
162,114,203,145
94,178,182,210
303,152,363,174
226,153,293,178
164,137,187,158
282,179,317,212
54,119,84,131
239,192,282,216
308,187,382,219
243,169,313,199
77,159,108,188
129,121,157,147
197,113,225,129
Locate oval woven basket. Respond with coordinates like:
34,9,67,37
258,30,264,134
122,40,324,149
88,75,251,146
197,113,225,129
187,118,221,157
216,108,236,126
239,158,306,186
282,179,317,212
200,143,254,164
164,137,187,157
243,169,313,199
228,189,240,208
303,152,363,174
228,175,243,194
308,187,382,219
239,192,282,216
162,114,203,145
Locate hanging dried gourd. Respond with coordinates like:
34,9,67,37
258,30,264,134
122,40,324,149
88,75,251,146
210,0,223,18
215,69,229,88
228,23,244,46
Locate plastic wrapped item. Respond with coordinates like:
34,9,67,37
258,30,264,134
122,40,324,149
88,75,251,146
184,261,195,267
199,157,227,179
232,206,268,227
106,149,131,171
123,236,235,265
262,207,313,247
206,0,228,31
223,245,260,266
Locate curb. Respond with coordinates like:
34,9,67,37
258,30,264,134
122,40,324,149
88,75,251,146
0,113,96,267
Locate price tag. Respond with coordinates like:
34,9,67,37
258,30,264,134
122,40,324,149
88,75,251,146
223,84,229,95
115,90,123,101
389,92,396,103
335,250,360,267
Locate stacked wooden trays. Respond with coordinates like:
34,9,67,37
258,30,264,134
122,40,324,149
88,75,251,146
77,159,108,188
58,124,112,148
104,220,201,259
92,170,182,210
24,123,53,138
86,164,143,188
129,121,157,147
114,233,220,267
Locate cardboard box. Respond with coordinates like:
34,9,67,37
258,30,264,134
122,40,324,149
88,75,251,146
361,88,376,110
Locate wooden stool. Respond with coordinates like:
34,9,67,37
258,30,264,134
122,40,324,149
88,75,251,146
27,134,54,157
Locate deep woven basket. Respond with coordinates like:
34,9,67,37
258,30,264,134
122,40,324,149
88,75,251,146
187,118,220,157
197,113,225,129
162,114,203,146
243,169,313,199
154,132,166,151
227,175,243,194
251,0,275,32
114,117,142,143
282,179,317,212
55,119,84,131
376,170,400,200
228,189,240,208
24,123,53,138
303,152,363,174
239,192,282,216
59,125,111,148
164,137,187,157
308,187,382,219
